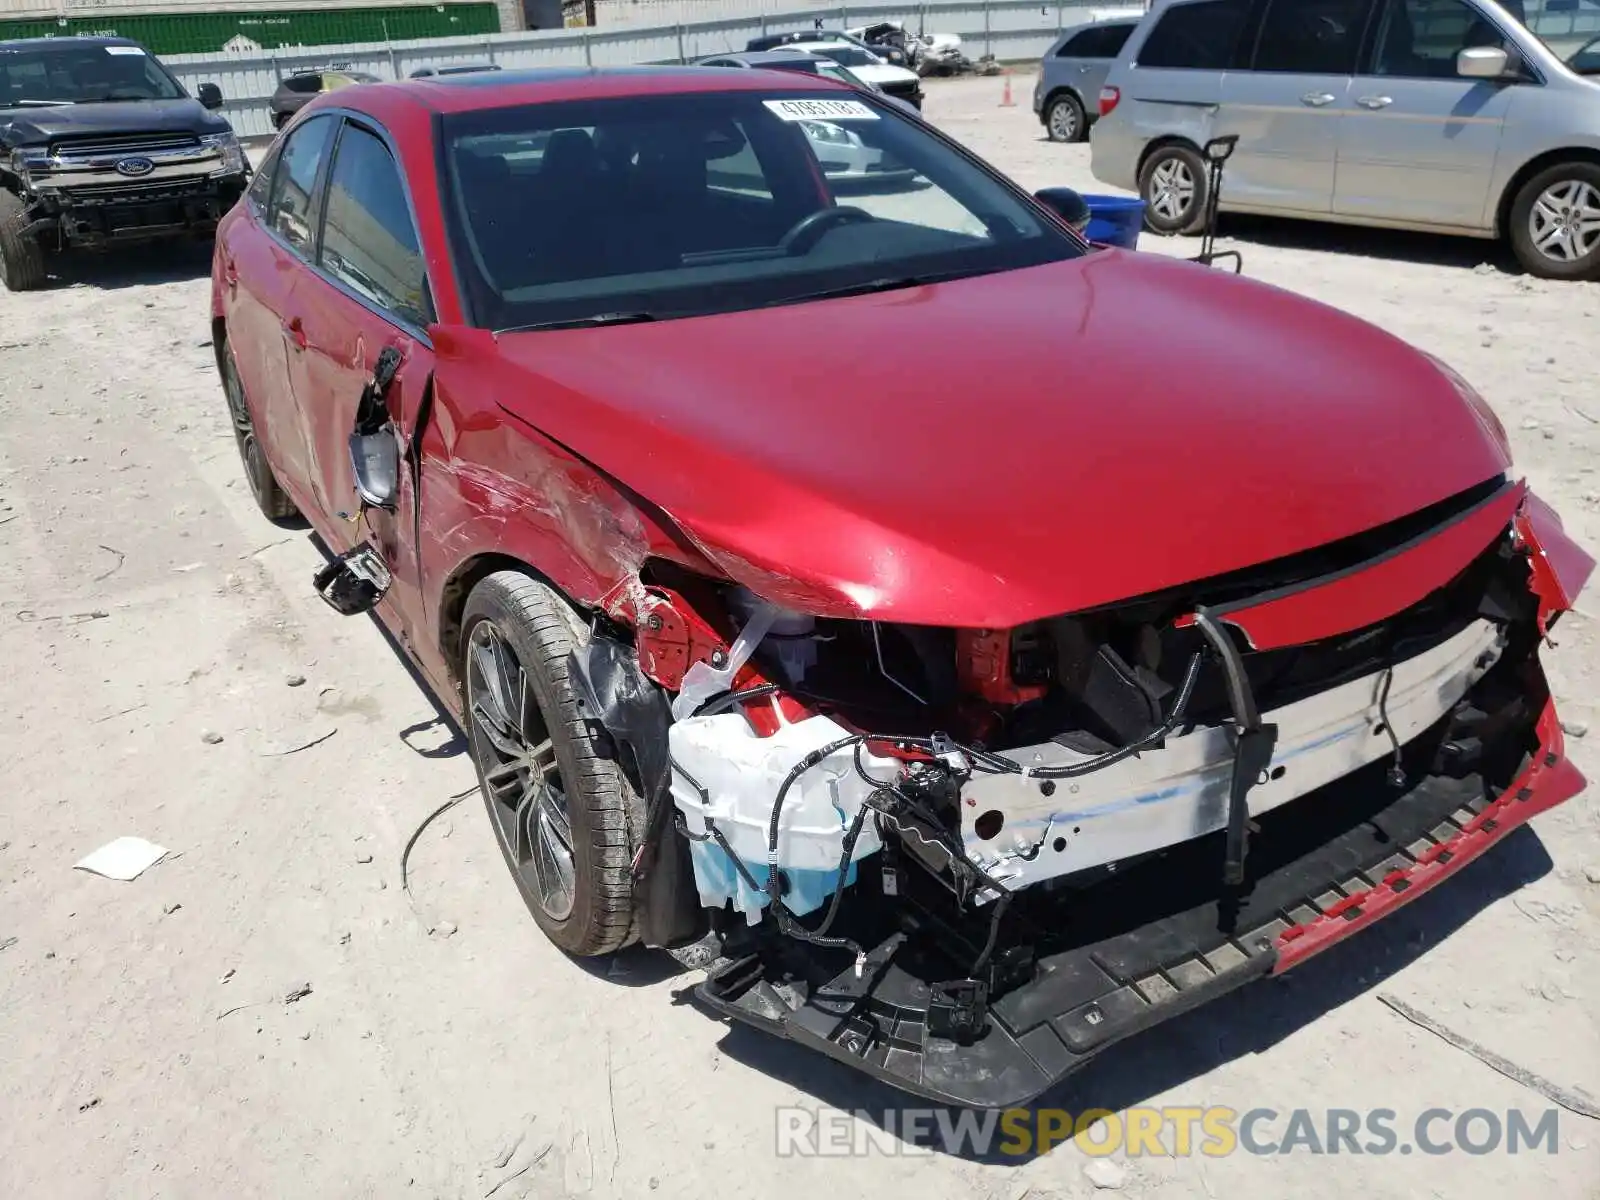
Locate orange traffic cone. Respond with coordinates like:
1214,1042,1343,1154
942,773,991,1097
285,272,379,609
1000,70,1016,107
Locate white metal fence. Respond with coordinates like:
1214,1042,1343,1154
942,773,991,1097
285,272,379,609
160,0,1600,139
162,1,1115,138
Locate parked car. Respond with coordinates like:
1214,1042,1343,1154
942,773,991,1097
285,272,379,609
1034,15,1142,142
694,49,922,116
1568,33,1600,73
270,69,382,130
213,65,1590,1109
409,63,502,78
0,35,244,291
747,28,911,67
1089,0,1600,280
782,39,925,108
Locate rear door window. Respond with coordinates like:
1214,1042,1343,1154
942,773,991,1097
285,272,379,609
1136,0,1254,69
1060,24,1136,58
266,113,335,257
1250,0,1378,73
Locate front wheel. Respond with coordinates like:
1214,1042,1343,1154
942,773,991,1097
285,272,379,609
0,190,46,292
1508,162,1600,281
1138,143,1209,236
461,571,641,957
1045,93,1086,144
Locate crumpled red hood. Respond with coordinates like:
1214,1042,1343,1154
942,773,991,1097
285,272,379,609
489,250,1512,626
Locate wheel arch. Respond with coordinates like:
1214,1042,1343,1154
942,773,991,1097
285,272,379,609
436,552,587,690
1136,135,1205,182
1495,146,1600,237
1042,85,1087,116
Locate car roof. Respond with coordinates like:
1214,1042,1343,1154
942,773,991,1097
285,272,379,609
702,49,824,65
374,64,847,114
0,35,144,51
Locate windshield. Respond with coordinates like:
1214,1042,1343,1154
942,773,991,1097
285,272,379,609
814,61,865,86
0,43,185,106
441,89,1083,330
810,46,879,68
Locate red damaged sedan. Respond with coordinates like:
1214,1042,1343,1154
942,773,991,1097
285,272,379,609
212,66,1592,1107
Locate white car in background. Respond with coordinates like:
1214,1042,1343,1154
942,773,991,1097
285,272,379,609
783,40,925,109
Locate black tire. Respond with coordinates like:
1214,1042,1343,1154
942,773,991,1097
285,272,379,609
1507,161,1600,282
1138,142,1209,236
1044,92,1087,144
461,571,641,957
0,189,46,292
220,341,300,523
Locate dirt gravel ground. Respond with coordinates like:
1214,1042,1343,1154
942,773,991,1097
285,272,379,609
2,72,1598,1200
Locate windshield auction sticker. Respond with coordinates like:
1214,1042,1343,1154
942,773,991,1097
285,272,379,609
763,99,879,121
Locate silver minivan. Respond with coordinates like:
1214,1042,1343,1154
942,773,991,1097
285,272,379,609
1032,11,1144,142
1089,0,1600,279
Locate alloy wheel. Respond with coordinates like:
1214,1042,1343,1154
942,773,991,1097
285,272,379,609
465,618,576,921
1048,100,1079,141
1148,158,1197,223
1527,179,1600,264
223,357,269,507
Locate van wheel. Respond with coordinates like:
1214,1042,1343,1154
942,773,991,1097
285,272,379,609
1139,144,1208,235
0,190,46,292
221,342,300,523
1508,162,1600,281
1045,93,1086,143
461,571,641,957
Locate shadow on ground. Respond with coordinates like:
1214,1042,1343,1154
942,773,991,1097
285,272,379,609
708,824,1554,1163
1212,214,1517,274
44,239,215,291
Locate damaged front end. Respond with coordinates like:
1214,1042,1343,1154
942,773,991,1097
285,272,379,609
570,478,1590,1107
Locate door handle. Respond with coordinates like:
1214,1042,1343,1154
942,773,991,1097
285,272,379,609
221,257,238,289
282,315,306,350
1356,95,1393,109
1300,92,1337,107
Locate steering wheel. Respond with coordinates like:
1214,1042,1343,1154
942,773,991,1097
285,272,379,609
778,205,876,255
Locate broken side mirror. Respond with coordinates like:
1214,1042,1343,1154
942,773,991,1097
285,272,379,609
1033,186,1091,233
313,542,392,616
197,82,224,110
349,426,400,511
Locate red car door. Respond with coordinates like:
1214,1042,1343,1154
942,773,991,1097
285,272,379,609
221,113,340,508
285,116,437,651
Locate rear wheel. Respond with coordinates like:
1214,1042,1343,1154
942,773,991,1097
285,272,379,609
0,190,46,292
221,342,300,523
461,571,640,957
1138,143,1208,235
1508,162,1600,281
1045,92,1086,144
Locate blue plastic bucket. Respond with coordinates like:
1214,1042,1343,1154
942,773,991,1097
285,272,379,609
1082,194,1144,251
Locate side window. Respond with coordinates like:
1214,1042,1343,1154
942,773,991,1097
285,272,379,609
246,141,281,215
1251,0,1376,73
1057,29,1105,57
1136,0,1253,69
319,122,429,325
705,125,775,199
1370,0,1509,77
1102,24,1136,56
267,113,335,256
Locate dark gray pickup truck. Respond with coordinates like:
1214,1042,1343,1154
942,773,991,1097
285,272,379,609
0,35,247,291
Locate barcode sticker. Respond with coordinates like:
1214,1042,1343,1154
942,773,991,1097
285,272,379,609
763,98,878,122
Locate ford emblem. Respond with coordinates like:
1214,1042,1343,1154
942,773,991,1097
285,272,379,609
114,156,156,178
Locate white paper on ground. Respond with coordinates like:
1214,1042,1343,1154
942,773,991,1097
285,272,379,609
74,837,170,881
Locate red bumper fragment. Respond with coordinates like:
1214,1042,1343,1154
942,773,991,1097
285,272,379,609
1272,698,1585,973
1516,490,1595,635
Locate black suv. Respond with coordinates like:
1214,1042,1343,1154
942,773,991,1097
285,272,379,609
0,36,247,291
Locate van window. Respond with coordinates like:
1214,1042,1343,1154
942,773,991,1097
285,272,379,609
1058,23,1135,58
1369,0,1509,77
1137,0,1253,70
1251,0,1377,74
